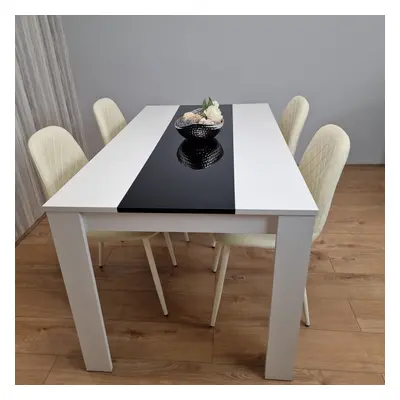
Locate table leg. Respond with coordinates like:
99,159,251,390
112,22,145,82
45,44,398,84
47,212,112,372
265,215,314,380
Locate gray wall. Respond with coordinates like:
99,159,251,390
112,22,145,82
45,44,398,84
62,15,385,163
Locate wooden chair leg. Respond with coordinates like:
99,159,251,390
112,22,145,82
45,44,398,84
98,242,104,268
184,232,190,242
303,288,311,327
211,245,230,327
164,232,177,266
142,238,168,316
212,243,222,273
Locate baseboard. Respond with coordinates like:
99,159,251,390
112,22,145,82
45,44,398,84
345,164,385,167
15,214,46,247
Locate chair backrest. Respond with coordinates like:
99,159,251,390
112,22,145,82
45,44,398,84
93,98,127,145
28,126,88,199
279,95,310,156
299,124,350,240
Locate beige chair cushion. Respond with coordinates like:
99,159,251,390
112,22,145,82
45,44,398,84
299,124,350,238
279,95,310,156
28,126,158,244
88,231,158,241
215,233,276,249
215,232,320,249
28,126,88,199
93,98,127,145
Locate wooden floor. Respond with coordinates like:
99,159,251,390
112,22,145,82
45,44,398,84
15,165,385,385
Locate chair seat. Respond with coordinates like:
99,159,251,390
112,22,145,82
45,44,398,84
88,231,158,242
215,233,276,249
215,232,319,249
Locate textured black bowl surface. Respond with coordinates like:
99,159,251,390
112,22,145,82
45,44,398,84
177,139,224,170
175,108,224,140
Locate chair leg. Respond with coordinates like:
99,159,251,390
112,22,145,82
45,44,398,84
98,242,104,268
164,232,177,266
211,245,230,327
210,233,216,248
184,232,190,242
303,288,311,327
212,243,222,273
142,238,168,316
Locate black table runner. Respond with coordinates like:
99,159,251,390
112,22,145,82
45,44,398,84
117,105,235,214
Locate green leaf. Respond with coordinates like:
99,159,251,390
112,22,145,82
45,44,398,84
202,99,207,110
208,97,213,107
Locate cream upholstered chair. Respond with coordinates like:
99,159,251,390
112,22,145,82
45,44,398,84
279,95,310,156
210,124,351,327
93,98,127,145
28,126,177,316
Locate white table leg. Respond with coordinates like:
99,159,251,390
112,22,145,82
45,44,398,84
47,212,112,372
265,215,314,380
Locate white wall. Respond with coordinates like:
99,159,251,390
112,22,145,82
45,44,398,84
62,15,384,163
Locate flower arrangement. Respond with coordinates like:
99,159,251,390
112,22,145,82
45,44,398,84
175,97,224,140
182,97,223,125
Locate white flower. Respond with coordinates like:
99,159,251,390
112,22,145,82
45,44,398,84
213,100,219,107
204,105,223,123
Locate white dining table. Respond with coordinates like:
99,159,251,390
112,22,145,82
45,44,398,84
43,103,318,380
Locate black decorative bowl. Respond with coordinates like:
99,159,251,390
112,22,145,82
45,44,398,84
177,138,224,170
175,108,224,140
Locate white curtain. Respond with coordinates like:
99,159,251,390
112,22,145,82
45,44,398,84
15,15,88,238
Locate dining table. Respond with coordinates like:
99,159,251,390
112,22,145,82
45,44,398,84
43,103,318,381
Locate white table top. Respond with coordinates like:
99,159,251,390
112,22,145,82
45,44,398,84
43,103,318,216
